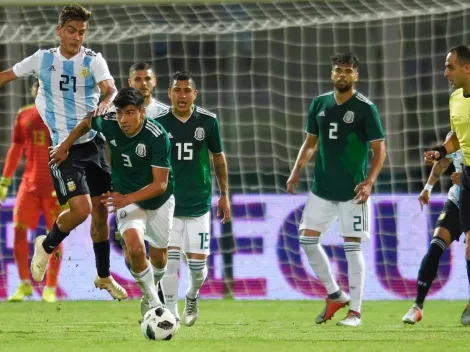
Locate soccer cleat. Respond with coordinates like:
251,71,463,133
30,235,51,282
402,304,423,324
42,287,57,303
315,291,350,324
94,275,128,301
174,317,181,334
183,296,199,327
337,310,361,327
7,282,33,302
461,302,470,325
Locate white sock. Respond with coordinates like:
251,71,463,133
161,250,180,318
344,242,364,313
186,258,208,299
130,263,159,306
299,235,339,295
151,263,167,284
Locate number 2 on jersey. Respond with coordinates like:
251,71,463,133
176,142,193,160
329,122,338,139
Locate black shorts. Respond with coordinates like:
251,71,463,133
435,200,463,241
460,165,470,233
50,134,112,205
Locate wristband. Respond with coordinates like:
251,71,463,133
431,146,447,161
424,184,433,192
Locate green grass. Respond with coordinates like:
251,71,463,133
0,300,468,351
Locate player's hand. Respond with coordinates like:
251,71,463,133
418,189,430,211
354,179,373,204
49,144,69,166
217,194,231,224
0,176,11,202
94,101,111,117
286,170,301,194
451,172,461,185
101,191,130,212
423,151,440,166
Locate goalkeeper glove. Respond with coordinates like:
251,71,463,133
0,176,11,201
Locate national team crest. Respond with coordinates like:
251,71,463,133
343,111,355,123
80,67,89,78
67,179,76,192
135,143,147,157
194,127,205,141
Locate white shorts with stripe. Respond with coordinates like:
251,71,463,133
299,191,370,240
168,211,211,255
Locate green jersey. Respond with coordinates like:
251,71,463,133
306,91,384,202
156,106,223,217
92,114,173,210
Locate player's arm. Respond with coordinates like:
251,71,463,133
286,133,319,194
0,117,25,201
212,152,231,223
49,116,93,166
418,157,452,210
424,129,460,164
0,68,18,88
95,79,118,116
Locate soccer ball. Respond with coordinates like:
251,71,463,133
141,307,177,341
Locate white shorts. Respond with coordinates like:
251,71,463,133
168,211,211,255
116,195,175,249
299,192,370,240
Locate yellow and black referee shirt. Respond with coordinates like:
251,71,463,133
450,88,470,166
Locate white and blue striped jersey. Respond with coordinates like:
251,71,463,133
447,150,463,207
12,46,113,145
145,98,169,119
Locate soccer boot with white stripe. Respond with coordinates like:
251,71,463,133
30,235,51,282
402,304,423,324
94,275,128,301
315,290,350,324
461,302,470,325
337,310,361,327
183,296,199,327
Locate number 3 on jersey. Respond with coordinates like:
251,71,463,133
329,122,338,139
176,142,193,160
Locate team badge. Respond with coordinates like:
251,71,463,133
119,210,127,219
194,127,205,141
80,67,89,78
343,111,355,123
67,180,76,192
135,143,147,157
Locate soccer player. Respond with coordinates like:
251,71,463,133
49,87,174,316
128,62,168,118
158,71,231,327
403,133,463,324
424,44,470,325
0,5,127,299
0,80,62,303
286,52,386,327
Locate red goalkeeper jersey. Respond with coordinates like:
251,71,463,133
4,104,54,197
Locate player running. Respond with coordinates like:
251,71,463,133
287,52,386,327
0,80,62,303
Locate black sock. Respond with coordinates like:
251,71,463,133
415,237,446,308
42,222,70,254
466,259,470,292
94,240,110,278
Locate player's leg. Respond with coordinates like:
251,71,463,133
462,231,470,325
8,187,39,301
145,196,175,316
117,204,160,315
459,166,470,325
336,200,369,327
86,144,127,300
299,192,348,324
42,197,64,303
161,217,183,322
181,212,211,327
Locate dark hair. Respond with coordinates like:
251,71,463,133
129,62,154,76
113,87,145,109
331,52,360,70
58,4,91,27
170,71,196,88
448,45,470,64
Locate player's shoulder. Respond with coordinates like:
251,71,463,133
195,105,217,119
154,100,169,110
82,46,100,58
354,92,376,106
17,104,35,115
144,118,166,139
450,88,464,99
313,91,334,102
154,107,171,120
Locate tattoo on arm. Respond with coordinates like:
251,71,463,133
213,154,228,195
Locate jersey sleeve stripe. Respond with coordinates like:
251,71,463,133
305,130,318,136
195,106,217,118
367,138,385,142
145,121,162,134
145,124,162,137
355,94,373,105
154,109,170,118
151,165,170,169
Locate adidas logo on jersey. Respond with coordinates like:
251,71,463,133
167,133,173,139
47,65,56,71
318,111,325,116
110,139,117,146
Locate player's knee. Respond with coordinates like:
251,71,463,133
465,233,470,260
68,199,92,224
127,244,146,262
